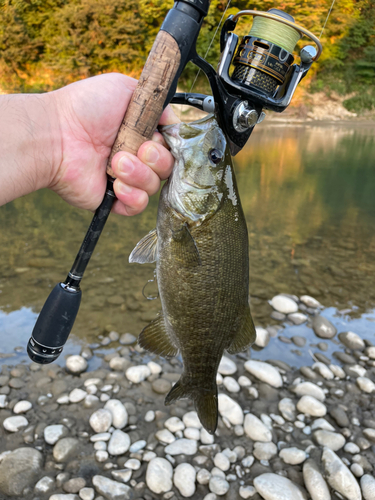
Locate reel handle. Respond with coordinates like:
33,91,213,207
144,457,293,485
106,31,181,177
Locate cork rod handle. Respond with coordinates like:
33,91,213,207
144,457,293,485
106,31,181,177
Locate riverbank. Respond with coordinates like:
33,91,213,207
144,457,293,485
0,293,374,500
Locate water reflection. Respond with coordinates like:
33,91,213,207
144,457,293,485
0,123,374,362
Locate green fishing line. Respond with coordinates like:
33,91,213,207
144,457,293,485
250,16,301,53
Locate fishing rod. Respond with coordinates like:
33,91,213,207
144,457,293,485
28,1,322,364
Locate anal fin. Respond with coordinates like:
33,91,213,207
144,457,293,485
129,229,158,264
226,306,256,354
171,223,201,267
138,312,178,357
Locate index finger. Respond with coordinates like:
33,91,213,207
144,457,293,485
159,104,180,126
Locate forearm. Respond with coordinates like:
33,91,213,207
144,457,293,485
0,93,60,206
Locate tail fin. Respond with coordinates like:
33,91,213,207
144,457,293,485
165,377,218,434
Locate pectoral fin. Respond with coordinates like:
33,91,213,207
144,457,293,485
171,223,201,267
138,312,178,357
129,229,158,264
226,306,256,354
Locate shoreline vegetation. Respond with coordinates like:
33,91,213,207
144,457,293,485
0,0,374,117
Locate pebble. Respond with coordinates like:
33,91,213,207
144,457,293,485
329,364,346,378
200,428,215,444
125,365,151,383
89,409,112,433
218,394,244,425
44,424,69,445
148,360,162,374
297,396,327,417
0,395,7,408
90,433,111,442
63,477,86,493
338,331,365,350
165,417,185,433
238,376,251,387
104,399,128,428
13,400,32,414
183,411,202,428
330,407,350,427
279,447,306,464
146,458,173,494
209,476,230,496
311,418,335,432
174,463,196,497
244,360,283,388
253,441,277,460
356,376,375,393
152,378,172,394
214,452,230,471
312,362,334,379
312,315,337,339
302,459,330,500
288,312,308,325
164,438,197,455
124,458,141,470
145,410,155,422
223,376,240,393
0,447,43,496
79,488,95,500
184,427,200,440
156,429,175,444
244,413,272,442
218,356,237,375
292,382,325,401
254,472,306,500
254,327,270,348
129,440,146,453
69,388,87,403
365,346,375,359
344,442,360,454
314,430,346,451
92,475,132,500
111,469,132,483
351,463,364,477
278,398,296,421
119,332,136,344
107,430,131,455
270,295,298,314
3,415,28,432
53,438,79,463
50,495,80,500
291,336,306,347
95,450,108,462
239,485,256,499
363,428,375,441
66,355,88,375
322,447,361,500
360,474,375,500
34,476,55,494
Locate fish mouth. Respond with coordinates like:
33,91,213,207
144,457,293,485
182,179,215,191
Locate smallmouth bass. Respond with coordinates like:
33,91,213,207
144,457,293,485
130,115,256,433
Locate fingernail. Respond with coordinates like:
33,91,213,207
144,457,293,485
119,155,135,175
118,181,133,194
145,145,159,164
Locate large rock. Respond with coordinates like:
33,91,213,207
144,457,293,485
92,475,133,500
322,448,361,500
244,414,272,442
146,458,173,494
312,316,337,339
302,459,330,500
0,447,43,496
254,473,306,500
244,360,283,388
218,394,244,425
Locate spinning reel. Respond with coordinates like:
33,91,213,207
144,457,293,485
172,8,322,154
27,4,322,364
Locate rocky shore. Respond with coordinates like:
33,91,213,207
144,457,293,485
0,294,374,500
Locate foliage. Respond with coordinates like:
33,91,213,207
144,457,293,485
0,0,374,112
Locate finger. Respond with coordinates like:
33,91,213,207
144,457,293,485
112,153,161,196
151,130,168,148
137,141,175,181
112,179,149,216
159,104,180,126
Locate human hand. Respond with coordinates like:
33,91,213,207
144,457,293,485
51,73,177,215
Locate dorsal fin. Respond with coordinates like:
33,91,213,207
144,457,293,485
138,312,178,357
129,229,158,264
226,306,256,354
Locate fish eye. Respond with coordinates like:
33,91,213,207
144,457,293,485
209,149,223,165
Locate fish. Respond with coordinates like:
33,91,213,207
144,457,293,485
129,114,256,433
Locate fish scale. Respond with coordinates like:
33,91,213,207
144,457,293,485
129,115,256,433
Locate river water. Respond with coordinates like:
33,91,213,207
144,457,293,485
1,121,374,365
